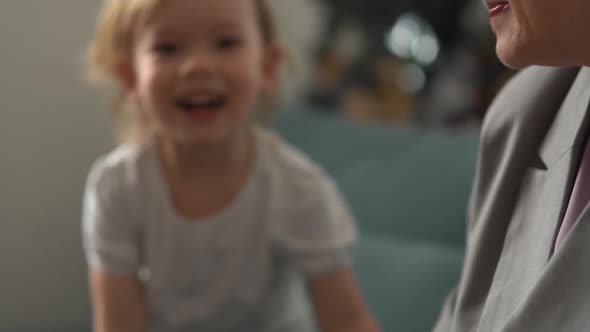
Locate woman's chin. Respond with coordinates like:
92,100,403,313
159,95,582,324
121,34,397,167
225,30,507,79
494,27,578,68
496,39,572,69
494,30,540,69
496,42,528,69
491,17,536,69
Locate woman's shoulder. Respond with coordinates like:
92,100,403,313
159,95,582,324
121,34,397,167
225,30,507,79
482,66,580,138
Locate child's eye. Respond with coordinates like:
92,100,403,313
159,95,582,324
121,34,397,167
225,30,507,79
216,37,243,50
153,42,179,56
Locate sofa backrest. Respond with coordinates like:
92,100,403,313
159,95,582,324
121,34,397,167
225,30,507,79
272,107,480,248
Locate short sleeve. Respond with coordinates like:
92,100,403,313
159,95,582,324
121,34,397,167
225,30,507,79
276,176,358,277
82,158,141,276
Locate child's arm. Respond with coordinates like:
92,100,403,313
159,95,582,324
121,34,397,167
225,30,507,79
89,267,148,332
309,269,381,332
83,159,147,332
276,173,381,331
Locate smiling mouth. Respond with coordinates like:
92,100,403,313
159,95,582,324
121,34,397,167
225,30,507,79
487,1,510,18
175,96,228,113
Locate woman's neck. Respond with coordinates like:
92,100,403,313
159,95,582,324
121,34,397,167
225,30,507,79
157,127,255,182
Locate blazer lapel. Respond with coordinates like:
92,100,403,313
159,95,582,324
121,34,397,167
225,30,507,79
500,67,590,331
539,67,590,168
540,67,590,253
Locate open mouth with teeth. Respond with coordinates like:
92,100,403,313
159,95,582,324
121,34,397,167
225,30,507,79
175,95,228,121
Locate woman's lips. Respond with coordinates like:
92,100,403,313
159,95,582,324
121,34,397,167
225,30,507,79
487,1,510,18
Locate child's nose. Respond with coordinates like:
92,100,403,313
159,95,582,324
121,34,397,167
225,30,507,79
180,51,215,78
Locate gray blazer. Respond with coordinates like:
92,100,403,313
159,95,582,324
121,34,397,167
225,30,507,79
434,66,590,332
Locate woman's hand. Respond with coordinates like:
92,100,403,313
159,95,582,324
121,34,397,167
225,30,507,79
89,267,148,332
308,268,381,332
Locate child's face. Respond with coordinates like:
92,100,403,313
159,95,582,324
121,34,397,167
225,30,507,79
125,0,279,145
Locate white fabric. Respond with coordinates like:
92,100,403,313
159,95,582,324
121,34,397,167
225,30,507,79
82,127,357,332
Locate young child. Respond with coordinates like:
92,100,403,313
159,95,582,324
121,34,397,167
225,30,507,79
82,0,380,331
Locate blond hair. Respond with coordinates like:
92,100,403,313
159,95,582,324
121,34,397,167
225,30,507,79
86,0,278,144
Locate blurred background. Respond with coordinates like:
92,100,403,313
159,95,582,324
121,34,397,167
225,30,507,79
0,1,512,331
274,0,513,129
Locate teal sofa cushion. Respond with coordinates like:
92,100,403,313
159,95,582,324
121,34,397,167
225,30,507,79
355,235,463,332
272,108,478,247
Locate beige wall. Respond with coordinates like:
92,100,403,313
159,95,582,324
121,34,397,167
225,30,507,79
0,1,321,329
0,1,109,329
268,0,323,102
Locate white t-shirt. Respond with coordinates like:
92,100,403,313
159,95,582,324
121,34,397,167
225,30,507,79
82,127,358,332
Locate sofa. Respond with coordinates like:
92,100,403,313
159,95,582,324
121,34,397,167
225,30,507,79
272,106,479,332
